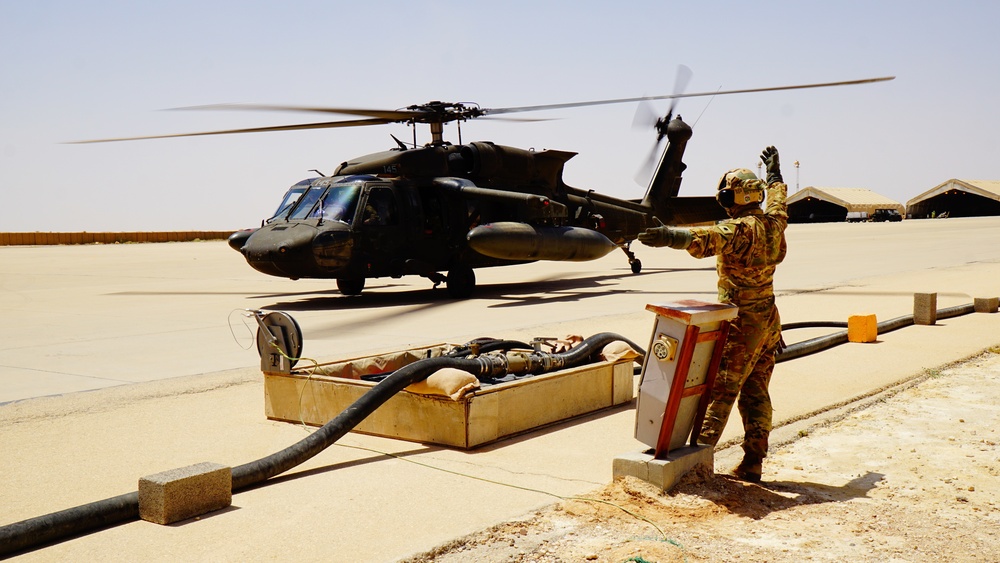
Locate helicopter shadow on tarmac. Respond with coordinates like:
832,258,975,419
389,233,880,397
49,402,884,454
253,266,716,339
253,265,718,313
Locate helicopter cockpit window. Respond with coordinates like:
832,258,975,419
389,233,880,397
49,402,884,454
288,186,325,220
268,185,308,222
361,187,398,226
295,184,361,223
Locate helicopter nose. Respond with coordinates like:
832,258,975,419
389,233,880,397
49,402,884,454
227,229,255,251
241,224,318,278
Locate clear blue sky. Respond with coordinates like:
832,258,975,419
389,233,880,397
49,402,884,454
2,1,997,232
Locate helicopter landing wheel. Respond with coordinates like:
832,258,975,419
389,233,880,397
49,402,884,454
630,259,642,274
446,266,476,299
337,277,365,296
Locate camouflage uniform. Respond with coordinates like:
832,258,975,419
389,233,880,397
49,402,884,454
687,177,788,463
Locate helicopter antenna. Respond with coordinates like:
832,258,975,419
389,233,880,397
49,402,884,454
691,86,722,127
390,134,408,150
309,168,325,176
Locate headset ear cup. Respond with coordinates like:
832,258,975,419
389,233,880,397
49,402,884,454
717,189,735,208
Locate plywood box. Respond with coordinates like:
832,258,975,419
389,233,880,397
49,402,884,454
263,344,635,449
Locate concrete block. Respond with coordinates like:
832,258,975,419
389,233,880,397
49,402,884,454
613,446,713,492
139,462,232,525
975,297,999,313
848,314,878,343
913,293,937,325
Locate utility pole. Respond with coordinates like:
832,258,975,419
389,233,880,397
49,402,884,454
794,160,800,192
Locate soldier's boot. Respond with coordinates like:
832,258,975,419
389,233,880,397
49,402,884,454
732,455,763,483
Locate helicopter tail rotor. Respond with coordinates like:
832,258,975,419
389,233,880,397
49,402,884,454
634,65,693,185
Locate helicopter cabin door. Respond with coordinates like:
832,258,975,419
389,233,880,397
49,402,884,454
356,185,406,276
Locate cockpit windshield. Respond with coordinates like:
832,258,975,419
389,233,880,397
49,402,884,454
288,184,361,224
269,188,306,222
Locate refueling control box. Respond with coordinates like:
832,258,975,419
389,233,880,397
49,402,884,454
634,300,738,458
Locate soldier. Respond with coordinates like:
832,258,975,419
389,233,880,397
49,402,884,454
638,146,787,482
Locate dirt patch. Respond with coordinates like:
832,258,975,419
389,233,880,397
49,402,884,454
402,350,1000,562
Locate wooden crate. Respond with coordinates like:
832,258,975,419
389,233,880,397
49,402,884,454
263,344,635,449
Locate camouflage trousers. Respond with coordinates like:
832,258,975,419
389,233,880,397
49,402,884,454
697,298,781,462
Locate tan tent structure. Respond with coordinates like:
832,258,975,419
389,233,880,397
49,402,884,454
787,187,904,223
905,179,1000,218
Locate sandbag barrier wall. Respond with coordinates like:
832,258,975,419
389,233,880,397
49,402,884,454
0,232,235,246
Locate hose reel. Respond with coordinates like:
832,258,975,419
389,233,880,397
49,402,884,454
249,310,303,373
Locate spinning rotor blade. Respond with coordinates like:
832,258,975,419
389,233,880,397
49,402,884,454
70,75,892,144
631,99,660,130
665,64,693,118
484,75,895,117
173,103,422,121
634,140,663,186
179,103,558,124
68,117,396,143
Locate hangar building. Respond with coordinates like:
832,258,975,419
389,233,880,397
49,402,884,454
906,179,1000,218
786,187,905,223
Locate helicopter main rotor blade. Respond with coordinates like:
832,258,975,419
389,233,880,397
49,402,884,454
178,104,556,124
69,75,893,144
68,117,395,144
172,103,421,122
484,76,895,116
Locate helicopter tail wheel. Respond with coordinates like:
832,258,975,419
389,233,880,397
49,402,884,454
337,277,365,296
446,266,476,299
621,243,642,274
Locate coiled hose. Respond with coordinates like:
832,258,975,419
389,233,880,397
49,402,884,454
0,332,640,556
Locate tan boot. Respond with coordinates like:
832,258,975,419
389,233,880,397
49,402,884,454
732,457,762,483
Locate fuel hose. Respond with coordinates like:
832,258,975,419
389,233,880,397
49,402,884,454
777,303,976,363
0,332,642,556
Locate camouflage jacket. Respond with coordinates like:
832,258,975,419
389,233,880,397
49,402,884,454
686,180,788,306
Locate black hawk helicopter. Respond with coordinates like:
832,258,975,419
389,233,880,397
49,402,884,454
77,75,893,298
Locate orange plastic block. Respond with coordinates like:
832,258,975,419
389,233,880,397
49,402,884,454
848,314,878,343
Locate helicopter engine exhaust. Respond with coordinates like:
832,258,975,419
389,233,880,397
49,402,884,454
467,222,617,262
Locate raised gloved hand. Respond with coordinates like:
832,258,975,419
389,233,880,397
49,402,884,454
761,145,782,185
637,219,692,249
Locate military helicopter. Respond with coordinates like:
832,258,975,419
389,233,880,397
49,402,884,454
77,75,893,298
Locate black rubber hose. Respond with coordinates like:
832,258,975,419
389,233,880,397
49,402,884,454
0,492,139,556
235,332,641,489
0,332,642,556
1,356,483,556
232,355,490,490
558,332,645,366
777,303,977,363
781,321,848,330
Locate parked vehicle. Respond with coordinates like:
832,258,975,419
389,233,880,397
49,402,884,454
871,209,903,222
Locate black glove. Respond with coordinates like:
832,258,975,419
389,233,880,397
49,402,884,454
638,221,692,249
761,145,782,185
